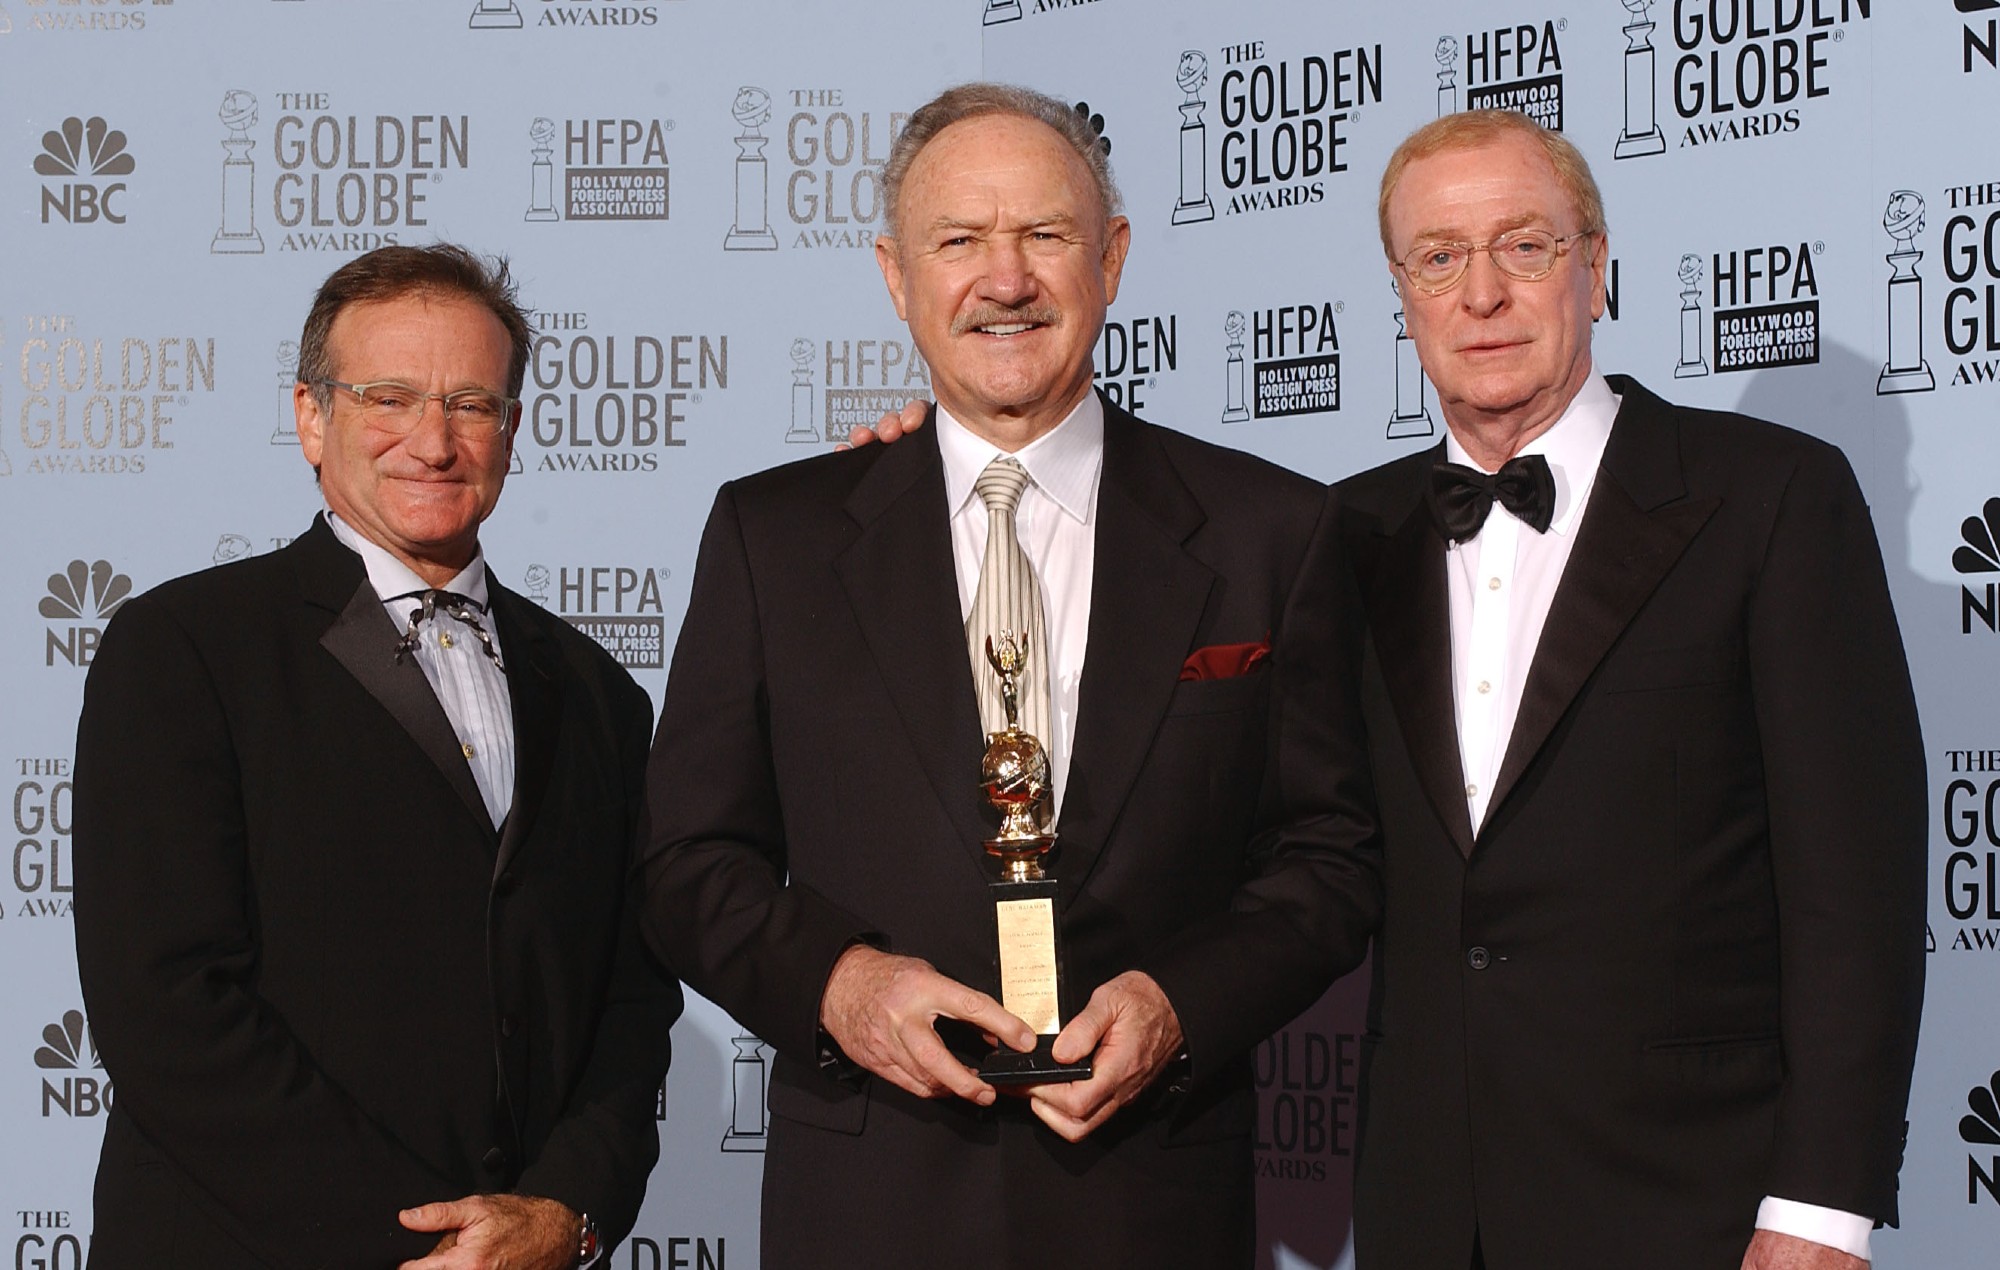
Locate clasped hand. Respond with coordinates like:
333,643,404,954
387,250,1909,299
820,946,1185,1142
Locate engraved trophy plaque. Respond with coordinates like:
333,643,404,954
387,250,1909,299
977,633,1089,1084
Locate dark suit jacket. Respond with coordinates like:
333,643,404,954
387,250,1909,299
641,396,1380,1270
1336,377,1926,1270
72,516,681,1270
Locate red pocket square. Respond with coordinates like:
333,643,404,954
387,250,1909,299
1179,637,1271,682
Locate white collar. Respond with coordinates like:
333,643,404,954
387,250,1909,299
323,509,490,607
936,390,1105,526
1443,369,1619,539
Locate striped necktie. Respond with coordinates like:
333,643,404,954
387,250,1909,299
967,456,1052,751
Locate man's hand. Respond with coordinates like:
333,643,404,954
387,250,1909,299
396,1194,579,1270
1027,970,1184,1143
1739,1230,1868,1270
841,399,930,449
820,944,1035,1104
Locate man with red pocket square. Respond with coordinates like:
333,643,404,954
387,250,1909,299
641,83,1380,1268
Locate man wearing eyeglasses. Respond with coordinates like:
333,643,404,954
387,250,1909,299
1335,111,1924,1270
72,243,680,1270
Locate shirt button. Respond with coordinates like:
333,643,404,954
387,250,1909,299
439,632,455,649
1476,680,1491,695
1487,577,1502,591
1465,782,1479,799
462,742,476,759
1466,946,1492,971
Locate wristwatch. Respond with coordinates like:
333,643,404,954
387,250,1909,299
576,1212,602,1268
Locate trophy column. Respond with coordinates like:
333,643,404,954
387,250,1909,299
1614,7,1667,159
1221,311,1250,424
1878,192,1936,394
1387,299,1434,439
785,339,819,443
211,92,264,255
272,342,300,445
525,119,559,222
976,635,1088,1085
1171,53,1216,225
1435,38,1460,117
719,1035,770,1152
725,88,780,251
1674,256,1709,379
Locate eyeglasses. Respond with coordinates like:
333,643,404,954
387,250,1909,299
1394,227,1600,296
315,379,518,437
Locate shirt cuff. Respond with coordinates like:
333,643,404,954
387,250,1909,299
1755,1196,1872,1262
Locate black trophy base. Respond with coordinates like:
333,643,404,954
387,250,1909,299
979,1036,1092,1086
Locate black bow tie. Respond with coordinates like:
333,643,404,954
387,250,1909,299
393,589,504,671
1428,453,1557,544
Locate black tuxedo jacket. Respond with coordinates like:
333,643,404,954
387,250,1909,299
641,397,1379,1269
1336,377,1926,1270
72,517,681,1270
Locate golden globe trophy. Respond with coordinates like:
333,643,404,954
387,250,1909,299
978,633,1090,1084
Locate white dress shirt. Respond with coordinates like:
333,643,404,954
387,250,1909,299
1442,370,1872,1261
936,393,1103,822
325,510,516,829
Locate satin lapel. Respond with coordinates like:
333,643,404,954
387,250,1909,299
832,420,995,872
1485,383,1719,824
1362,466,1477,858
1056,406,1214,902
301,521,491,835
488,582,565,879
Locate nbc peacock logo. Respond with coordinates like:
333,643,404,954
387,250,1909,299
1961,1068,2000,1204
34,115,135,226
1953,498,2000,635
35,1010,112,1119
40,558,133,668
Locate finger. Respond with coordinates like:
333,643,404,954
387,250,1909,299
898,1023,996,1105
1050,992,1114,1064
398,1201,471,1234
1027,1089,1096,1143
933,981,1036,1053
898,399,929,432
843,424,879,449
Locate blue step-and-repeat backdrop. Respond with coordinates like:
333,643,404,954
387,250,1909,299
2,2,1996,1266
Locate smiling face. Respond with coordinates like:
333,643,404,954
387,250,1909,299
294,291,516,586
874,113,1130,449
1387,129,1605,452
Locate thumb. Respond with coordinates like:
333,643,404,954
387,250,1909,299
398,1200,468,1233
1050,993,1112,1065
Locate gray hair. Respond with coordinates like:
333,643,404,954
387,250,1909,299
880,82,1122,241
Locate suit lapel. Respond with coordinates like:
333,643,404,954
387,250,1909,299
1057,404,1215,900
1484,378,1719,823
833,419,996,871
1360,454,1477,858
298,519,492,835
488,581,565,878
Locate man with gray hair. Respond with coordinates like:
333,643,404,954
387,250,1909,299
642,83,1379,1267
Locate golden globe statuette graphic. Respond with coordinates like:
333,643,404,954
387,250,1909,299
983,0,1023,24
1674,254,1709,378
719,1033,771,1152
1613,0,1667,159
977,633,1089,1085
213,535,253,566
785,338,819,443
212,91,265,255
1221,310,1250,424
273,341,300,444
468,0,523,29
1388,281,1435,439
1171,52,1216,226
1878,190,1937,395
525,118,559,222
1436,37,1460,117
724,87,779,252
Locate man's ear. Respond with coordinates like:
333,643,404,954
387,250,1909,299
294,381,327,473
875,237,910,321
